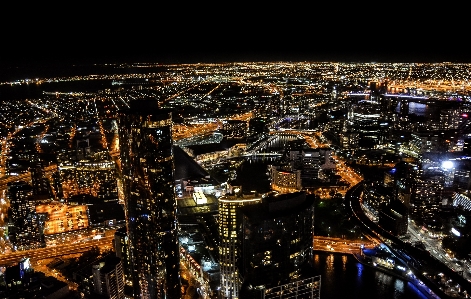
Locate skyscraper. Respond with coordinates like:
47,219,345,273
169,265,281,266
7,181,44,250
236,191,318,298
92,255,126,299
118,100,181,299
218,190,262,299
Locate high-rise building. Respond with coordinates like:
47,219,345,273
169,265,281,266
247,117,269,142
92,255,126,299
118,100,181,299
7,181,44,250
269,165,302,193
114,226,132,287
221,120,247,139
378,199,409,236
75,254,126,299
411,166,445,226
29,154,50,197
218,191,262,299
236,191,318,298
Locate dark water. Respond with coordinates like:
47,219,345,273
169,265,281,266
0,79,117,101
0,63,168,101
175,153,429,298
395,101,430,116
313,251,428,299
1,62,430,299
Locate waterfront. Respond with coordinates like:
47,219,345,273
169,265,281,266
174,148,430,299
313,251,428,299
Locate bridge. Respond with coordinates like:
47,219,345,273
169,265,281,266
313,236,374,254
245,134,291,155
348,92,428,99
0,235,114,267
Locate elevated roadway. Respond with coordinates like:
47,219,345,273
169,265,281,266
346,182,470,299
0,235,114,267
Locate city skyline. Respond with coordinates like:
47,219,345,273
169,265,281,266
2,43,469,69
118,100,181,298
2,61,471,298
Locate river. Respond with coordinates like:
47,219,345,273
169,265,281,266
313,251,428,299
174,152,430,299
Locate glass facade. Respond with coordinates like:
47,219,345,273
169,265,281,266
411,168,444,224
237,191,316,295
218,193,261,299
118,100,181,299
7,181,44,250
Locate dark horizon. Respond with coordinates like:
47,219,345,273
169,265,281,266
4,2,468,69
2,49,470,69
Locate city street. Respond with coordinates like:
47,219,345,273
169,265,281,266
407,220,471,282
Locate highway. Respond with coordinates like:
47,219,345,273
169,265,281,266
346,182,470,299
0,235,114,267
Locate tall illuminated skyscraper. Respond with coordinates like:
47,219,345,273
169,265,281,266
118,100,181,299
218,190,262,299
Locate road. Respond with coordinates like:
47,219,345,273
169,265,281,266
406,220,471,281
0,235,114,267
347,181,470,299
314,236,375,254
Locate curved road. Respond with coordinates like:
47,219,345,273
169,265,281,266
345,181,469,299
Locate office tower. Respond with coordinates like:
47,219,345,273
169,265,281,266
452,159,471,190
269,165,302,193
378,199,408,236
237,191,318,298
114,226,132,287
248,117,269,142
118,100,181,299
287,147,336,179
75,254,126,299
383,161,414,207
92,255,126,299
29,154,50,197
7,181,44,250
411,166,445,226
218,191,262,299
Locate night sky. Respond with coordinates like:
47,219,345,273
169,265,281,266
2,6,469,68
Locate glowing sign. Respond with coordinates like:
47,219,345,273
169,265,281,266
451,228,461,237
442,160,454,169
